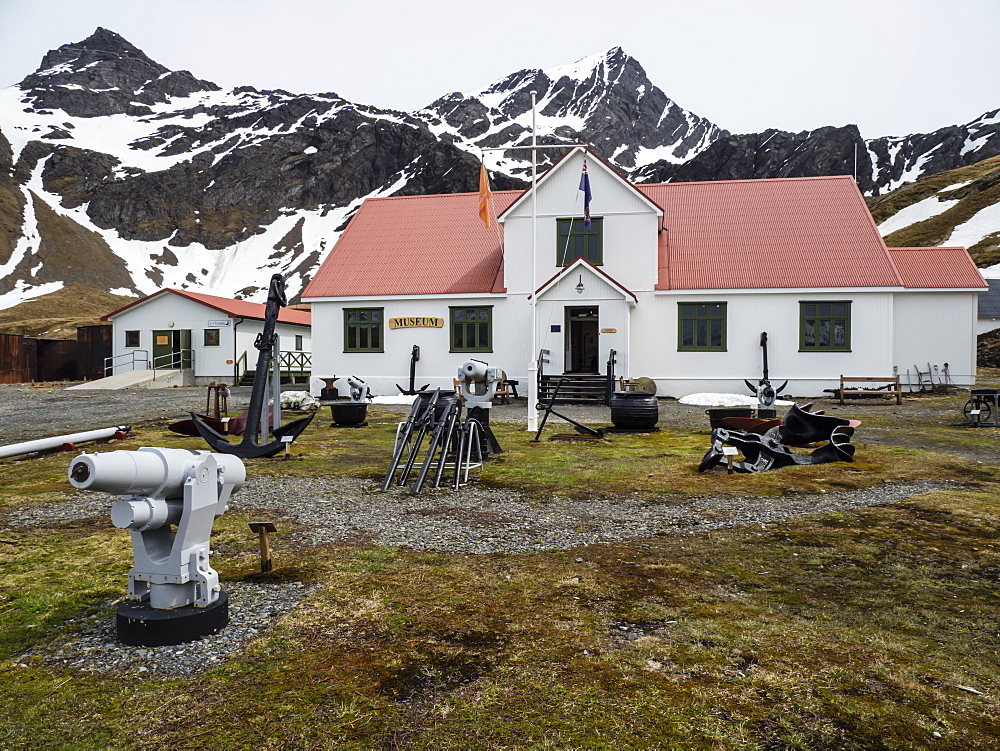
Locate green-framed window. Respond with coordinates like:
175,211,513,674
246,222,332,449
450,306,492,352
678,302,727,351
556,217,603,266
800,301,851,351
344,308,383,352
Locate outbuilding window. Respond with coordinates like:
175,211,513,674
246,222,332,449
450,306,492,352
204,329,220,347
344,308,383,352
800,301,851,351
124,330,140,348
556,217,602,266
678,302,726,351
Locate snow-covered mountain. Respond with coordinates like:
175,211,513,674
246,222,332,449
415,47,724,176
2,27,1000,311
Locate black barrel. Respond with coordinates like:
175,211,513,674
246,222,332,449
610,391,659,430
331,402,368,425
415,390,460,421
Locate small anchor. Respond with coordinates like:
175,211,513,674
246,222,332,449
191,274,314,458
744,331,787,409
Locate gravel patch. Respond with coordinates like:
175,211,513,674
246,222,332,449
230,476,960,553
6,477,959,553
14,581,318,680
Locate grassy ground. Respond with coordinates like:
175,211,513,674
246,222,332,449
1,391,998,749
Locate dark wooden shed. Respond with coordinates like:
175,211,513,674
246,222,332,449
77,324,113,380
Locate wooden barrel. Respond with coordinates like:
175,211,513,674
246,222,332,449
610,391,659,430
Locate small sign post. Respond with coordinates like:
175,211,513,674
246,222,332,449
722,445,739,474
248,522,277,573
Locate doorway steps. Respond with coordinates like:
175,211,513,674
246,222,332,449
538,374,610,405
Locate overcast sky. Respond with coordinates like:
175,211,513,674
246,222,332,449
0,0,997,138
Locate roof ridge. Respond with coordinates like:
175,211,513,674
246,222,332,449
639,174,856,189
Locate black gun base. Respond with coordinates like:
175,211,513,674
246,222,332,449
116,591,229,646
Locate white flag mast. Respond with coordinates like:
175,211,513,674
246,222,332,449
482,93,586,431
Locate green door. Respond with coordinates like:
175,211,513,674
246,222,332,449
180,329,192,368
152,330,192,369
152,330,175,368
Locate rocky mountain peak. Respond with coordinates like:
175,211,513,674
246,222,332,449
18,27,218,118
418,46,725,176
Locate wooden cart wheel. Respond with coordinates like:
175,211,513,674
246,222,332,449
964,398,991,424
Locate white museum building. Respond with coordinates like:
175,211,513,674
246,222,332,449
302,146,986,398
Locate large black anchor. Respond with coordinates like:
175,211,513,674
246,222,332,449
396,344,429,395
191,274,314,458
744,331,787,409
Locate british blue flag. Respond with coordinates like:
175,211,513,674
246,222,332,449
579,161,592,229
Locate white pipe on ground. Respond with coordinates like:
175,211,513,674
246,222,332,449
0,426,130,460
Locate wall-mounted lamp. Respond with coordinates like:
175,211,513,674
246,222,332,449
575,275,584,295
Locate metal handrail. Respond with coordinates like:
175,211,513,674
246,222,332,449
151,348,194,378
105,350,149,377
235,350,249,383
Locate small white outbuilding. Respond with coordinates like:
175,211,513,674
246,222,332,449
102,288,311,385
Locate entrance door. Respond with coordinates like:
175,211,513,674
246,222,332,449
152,330,192,368
565,306,599,373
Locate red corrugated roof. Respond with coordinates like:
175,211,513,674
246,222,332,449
303,173,980,297
103,288,311,325
887,247,987,289
303,191,519,299
640,175,904,290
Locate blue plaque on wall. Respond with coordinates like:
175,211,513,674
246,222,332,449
550,324,561,332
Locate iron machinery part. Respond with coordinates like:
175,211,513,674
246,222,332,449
964,397,993,425
191,274,314,458
532,378,605,442
698,403,856,473
382,389,441,490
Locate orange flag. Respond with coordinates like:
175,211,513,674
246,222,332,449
478,162,491,228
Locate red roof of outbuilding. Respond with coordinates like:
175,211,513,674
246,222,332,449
303,191,519,299
102,288,311,325
887,247,987,289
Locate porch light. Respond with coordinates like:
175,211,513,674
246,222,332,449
576,275,584,294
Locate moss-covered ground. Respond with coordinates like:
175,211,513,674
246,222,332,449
1,387,998,749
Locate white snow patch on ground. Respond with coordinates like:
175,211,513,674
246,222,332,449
946,201,1000,253
678,393,794,407
371,395,420,405
877,195,958,236
0,281,64,311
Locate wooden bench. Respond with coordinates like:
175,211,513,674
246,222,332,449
839,375,902,405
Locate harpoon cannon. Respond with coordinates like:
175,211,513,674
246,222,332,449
69,447,245,646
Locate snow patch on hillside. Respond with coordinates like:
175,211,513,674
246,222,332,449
946,201,1000,252
878,195,958,236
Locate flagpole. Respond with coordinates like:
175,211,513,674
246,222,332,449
527,90,539,433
